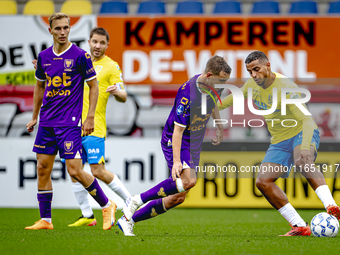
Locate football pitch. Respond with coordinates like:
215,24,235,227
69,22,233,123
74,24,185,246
1,208,339,255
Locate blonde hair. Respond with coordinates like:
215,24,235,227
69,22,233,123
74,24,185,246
48,12,70,28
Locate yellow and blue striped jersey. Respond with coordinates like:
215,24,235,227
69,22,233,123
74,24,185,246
82,55,124,138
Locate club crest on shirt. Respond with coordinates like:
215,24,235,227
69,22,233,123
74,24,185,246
64,59,74,71
95,65,103,73
177,105,184,115
64,141,73,152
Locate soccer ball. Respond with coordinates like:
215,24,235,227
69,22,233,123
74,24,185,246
310,212,339,237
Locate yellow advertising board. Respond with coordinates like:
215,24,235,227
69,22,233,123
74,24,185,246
180,151,340,208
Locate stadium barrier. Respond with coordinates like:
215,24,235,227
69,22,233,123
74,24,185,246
0,138,339,209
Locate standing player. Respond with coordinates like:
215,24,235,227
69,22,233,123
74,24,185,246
25,13,116,230
218,51,340,236
68,27,131,227
117,55,231,236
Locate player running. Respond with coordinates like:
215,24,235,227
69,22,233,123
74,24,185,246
68,27,131,227
218,51,340,236
117,55,231,236
25,13,115,230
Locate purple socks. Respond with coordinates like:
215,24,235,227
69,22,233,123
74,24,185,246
85,178,109,207
140,178,180,203
132,198,166,223
38,192,53,219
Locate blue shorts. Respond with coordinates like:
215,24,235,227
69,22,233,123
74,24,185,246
82,136,105,165
33,126,82,159
262,129,320,178
161,140,200,178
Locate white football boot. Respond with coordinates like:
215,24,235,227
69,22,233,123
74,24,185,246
123,195,143,221
117,216,135,236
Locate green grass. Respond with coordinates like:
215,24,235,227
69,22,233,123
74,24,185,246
0,208,339,255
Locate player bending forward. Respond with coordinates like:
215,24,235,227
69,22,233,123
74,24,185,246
117,55,231,236
219,51,340,236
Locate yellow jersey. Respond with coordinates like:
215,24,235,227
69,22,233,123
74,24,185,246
82,55,124,138
218,73,317,150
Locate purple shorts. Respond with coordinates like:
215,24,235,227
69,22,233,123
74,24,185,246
161,141,200,176
33,126,82,159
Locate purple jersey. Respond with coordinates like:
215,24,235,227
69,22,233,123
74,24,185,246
162,75,219,153
35,43,96,127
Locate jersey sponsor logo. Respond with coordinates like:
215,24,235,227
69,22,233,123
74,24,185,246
46,89,71,98
43,64,51,66
64,141,73,152
180,97,188,105
64,59,74,71
86,67,95,75
45,73,71,88
176,105,184,115
192,114,210,124
88,148,100,154
85,52,91,59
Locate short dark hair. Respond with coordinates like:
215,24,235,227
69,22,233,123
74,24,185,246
90,27,110,42
204,55,232,75
245,51,268,64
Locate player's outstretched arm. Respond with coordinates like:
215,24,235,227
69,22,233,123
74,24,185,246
106,84,127,103
26,80,45,133
217,93,233,111
172,124,186,181
83,78,99,136
211,105,223,145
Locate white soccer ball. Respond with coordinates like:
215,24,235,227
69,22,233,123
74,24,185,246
310,212,339,237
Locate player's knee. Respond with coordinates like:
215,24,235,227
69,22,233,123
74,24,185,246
67,167,81,180
168,194,186,207
175,195,186,205
256,178,268,191
37,162,50,177
91,168,105,180
182,178,197,190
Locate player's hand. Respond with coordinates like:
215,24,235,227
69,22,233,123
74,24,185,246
32,59,37,70
296,149,313,169
26,119,37,133
106,84,118,96
211,128,223,145
82,117,94,136
172,161,183,181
